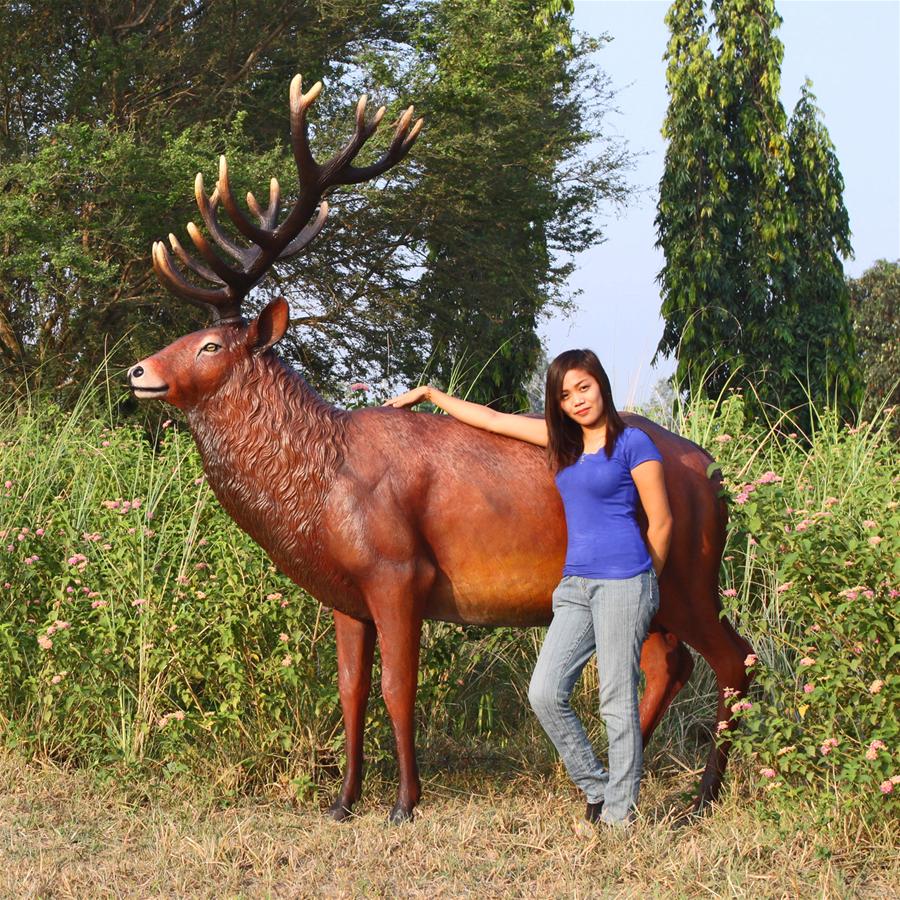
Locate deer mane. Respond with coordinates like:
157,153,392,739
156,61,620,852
188,351,349,565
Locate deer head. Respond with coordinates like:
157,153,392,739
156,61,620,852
129,74,422,410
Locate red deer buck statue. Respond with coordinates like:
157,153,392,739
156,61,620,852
129,75,753,823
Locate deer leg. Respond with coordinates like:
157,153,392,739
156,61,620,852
373,603,424,824
639,628,695,745
660,596,753,810
327,610,376,821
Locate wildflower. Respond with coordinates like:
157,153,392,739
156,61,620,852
266,592,283,601
748,537,758,546
102,500,120,509
776,746,796,756
866,740,886,760
714,434,732,443
51,674,63,684
176,575,189,585
892,776,900,785
3,480,11,489
280,599,289,608
759,767,776,779
824,496,839,507
819,738,839,756
810,624,821,632
132,597,146,607
734,492,750,505
131,498,142,509
55,620,70,630
37,635,52,650
91,600,108,609
172,710,185,721
852,644,863,655
869,679,884,695
723,687,740,699
862,519,877,529
803,683,814,694
744,654,757,667
716,721,729,733
722,588,737,597
841,589,859,600
880,781,893,795
281,655,292,667
279,632,289,642
775,582,793,593
868,536,883,547
198,538,208,546
66,586,74,594
863,589,874,599
757,471,783,484
2,583,9,590
799,657,815,667
162,419,172,428
731,700,752,713
349,382,371,392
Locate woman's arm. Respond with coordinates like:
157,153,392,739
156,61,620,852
383,385,548,447
631,460,673,575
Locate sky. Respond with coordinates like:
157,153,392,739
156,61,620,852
539,0,900,407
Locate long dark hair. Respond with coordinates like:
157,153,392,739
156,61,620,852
544,349,626,472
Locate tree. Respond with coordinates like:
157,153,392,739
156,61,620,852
0,0,632,409
777,82,860,413
848,259,900,417
656,0,858,418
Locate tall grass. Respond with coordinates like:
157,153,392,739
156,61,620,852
0,375,896,821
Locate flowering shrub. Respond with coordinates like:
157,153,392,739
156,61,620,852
694,395,899,820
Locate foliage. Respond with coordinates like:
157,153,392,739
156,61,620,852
679,393,899,821
656,0,860,419
1,376,897,823
848,259,900,421
0,0,631,409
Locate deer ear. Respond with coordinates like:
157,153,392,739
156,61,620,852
247,297,289,354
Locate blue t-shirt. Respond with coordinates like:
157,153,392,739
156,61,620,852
554,426,663,579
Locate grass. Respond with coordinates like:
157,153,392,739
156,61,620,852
1,752,896,898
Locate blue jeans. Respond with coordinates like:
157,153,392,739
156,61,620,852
527,571,659,824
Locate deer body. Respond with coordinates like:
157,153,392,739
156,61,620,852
130,74,753,822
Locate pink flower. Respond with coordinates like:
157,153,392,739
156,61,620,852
172,710,185,721
266,592,283,601
869,679,884,694
862,519,877,529
281,655,292,667
279,632,289,642
731,700,752,713
734,492,750,505
776,582,793,593
55,620,70,630
824,496,839,507
819,738,839,756
132,597,146,607
810,624,821,632
349,382,371,392
868,536,883,546
866,740,886,760
37,635,52,650
714,434,732,443
51,674,63,684
799,657,815,667
744,654,757,667
722,588,737,597
757,471,783,484
803,683,814,694
716,721,729,733
195,591,206,599
162,419,172,428
3,481,11,489
759,767,776,779
880,780,893,795
91,600,108,609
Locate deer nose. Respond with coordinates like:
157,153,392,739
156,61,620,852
130,365,144,379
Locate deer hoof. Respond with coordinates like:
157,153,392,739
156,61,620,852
327,798,354,821
388,801,414,824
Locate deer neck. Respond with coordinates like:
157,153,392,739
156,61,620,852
186,353,348,583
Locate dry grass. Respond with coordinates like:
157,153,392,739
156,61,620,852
0,753,895,899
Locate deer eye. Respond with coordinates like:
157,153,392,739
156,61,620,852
201,342,220,354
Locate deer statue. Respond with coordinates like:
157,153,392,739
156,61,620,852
128,75,753,823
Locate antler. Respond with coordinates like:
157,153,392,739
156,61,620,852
152,74,423,323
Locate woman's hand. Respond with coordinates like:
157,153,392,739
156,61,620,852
383,385,431,409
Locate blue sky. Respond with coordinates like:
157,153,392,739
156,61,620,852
540,0,900,406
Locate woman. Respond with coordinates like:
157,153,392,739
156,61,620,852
385,349,672,827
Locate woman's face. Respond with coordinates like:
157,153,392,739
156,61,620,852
559,368,605,428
